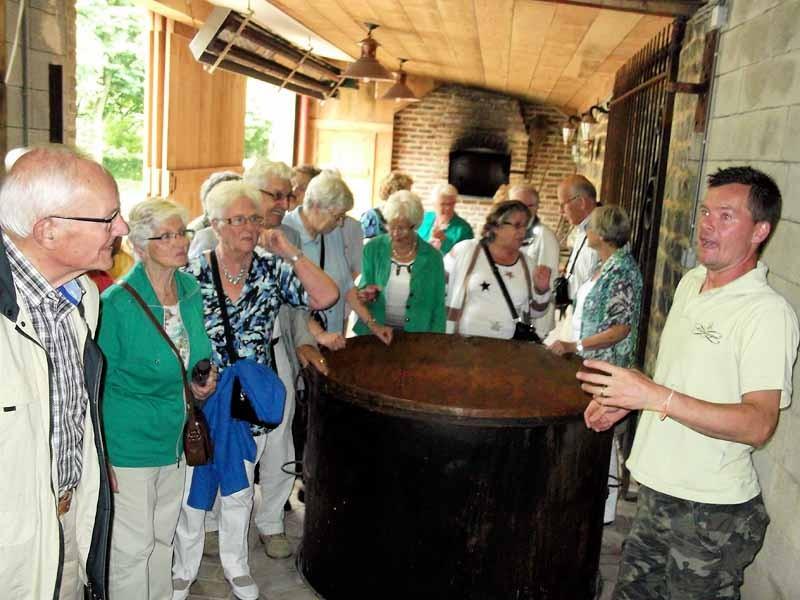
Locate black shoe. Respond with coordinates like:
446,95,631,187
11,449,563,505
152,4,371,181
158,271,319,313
284,499,292,512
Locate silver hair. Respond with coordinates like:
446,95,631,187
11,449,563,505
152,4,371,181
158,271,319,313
0,145,117,237
127,198,189,254
431,182,458,202
508,183,539,203
205,181,263,220
589,204,631,248
200,171,242,211
304,172,354,212
243,159,293,190
382,190,425,228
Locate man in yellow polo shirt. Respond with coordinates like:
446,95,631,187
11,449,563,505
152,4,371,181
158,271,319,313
577,166,799,599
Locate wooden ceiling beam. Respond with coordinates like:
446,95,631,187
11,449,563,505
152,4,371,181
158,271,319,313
533,1,704,17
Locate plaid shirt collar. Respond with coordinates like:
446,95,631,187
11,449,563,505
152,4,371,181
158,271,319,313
2,235,83,313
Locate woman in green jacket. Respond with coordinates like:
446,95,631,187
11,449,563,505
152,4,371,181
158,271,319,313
97,199,217,600
355,190,446,334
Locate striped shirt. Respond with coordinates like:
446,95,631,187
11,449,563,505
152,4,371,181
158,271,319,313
4,237,89,492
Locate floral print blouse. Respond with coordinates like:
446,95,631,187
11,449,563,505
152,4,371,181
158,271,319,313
185,247,308,371
580,247,643,368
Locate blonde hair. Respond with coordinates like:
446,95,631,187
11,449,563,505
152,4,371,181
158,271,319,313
378,171,413,201
127,198,189,252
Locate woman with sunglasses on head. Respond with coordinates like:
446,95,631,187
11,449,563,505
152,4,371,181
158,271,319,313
445,200,552,340
172,180,337,600
97,198,218,600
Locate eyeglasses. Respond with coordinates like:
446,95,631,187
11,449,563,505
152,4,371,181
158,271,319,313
561,195,582,208
260,189,296,203
49,208,121,230
215,215,265,227
499,220,528,231
147,229,195,242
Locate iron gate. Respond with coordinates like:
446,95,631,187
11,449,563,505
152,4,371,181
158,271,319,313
601,18,686,365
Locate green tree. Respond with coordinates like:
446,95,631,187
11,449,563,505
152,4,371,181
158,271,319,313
76,0,145,190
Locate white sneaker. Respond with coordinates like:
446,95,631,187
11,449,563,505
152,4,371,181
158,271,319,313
229,574,259,600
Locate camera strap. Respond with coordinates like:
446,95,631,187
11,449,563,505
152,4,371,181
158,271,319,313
481,241,532,325
565,232,588,280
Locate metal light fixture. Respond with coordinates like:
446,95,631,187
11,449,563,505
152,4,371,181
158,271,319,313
562,116,580,145
342,23,394,82
579,103,610,141
381,58,419,102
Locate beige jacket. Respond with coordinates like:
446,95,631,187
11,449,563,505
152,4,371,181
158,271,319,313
0,271,109,599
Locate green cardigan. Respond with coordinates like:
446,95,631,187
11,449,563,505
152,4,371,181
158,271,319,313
416,212,474,254
354,234,446,334
98,262,212,467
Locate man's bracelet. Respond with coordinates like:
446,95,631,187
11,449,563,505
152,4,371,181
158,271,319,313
659,389,675,421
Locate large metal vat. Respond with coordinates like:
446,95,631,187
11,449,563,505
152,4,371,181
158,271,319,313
298,333,612,600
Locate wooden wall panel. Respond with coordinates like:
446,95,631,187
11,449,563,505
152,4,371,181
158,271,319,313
145,14,247,217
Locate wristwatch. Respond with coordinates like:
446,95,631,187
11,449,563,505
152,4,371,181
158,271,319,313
287,251,304,265
576,339,584,353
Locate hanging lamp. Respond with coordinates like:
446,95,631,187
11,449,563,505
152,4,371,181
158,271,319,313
342,23,394,82
381,58,419,102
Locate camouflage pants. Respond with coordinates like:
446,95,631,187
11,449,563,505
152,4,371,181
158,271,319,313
613,486,769,600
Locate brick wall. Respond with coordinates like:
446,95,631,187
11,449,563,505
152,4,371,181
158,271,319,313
4,0,77,152
392,84,576,235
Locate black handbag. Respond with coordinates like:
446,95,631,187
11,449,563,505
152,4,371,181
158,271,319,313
208,251,274,428
119,281,213,466
481,242,542,344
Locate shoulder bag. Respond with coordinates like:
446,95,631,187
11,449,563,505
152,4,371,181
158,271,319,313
481,242,542,344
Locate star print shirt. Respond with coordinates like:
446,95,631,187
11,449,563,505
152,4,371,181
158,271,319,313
445,239,543,340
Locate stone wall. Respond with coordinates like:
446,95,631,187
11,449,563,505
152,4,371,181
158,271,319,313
642,9,714,373
391,84,576,234
4,0,77,152
706,1,800,597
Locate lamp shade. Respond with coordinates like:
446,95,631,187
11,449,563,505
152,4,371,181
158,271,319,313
342,32,394,82
382,71,419,102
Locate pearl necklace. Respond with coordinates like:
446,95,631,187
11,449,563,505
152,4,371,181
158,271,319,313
391,239,418,263
220,260,248,285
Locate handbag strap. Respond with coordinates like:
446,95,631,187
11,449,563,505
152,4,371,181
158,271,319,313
481,241,532,324
208,250,240,363
449,241,483,334
118,281,194,415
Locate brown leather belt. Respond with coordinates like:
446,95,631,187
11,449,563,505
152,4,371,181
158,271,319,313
57,490,73,517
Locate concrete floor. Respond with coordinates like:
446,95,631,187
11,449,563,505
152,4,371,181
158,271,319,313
185,481,637,600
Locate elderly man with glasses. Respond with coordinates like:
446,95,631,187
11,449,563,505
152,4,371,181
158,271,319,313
0,145,129,599
556,175,600,318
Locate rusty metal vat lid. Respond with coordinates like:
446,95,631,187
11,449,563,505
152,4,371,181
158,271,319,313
319,333,591,424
